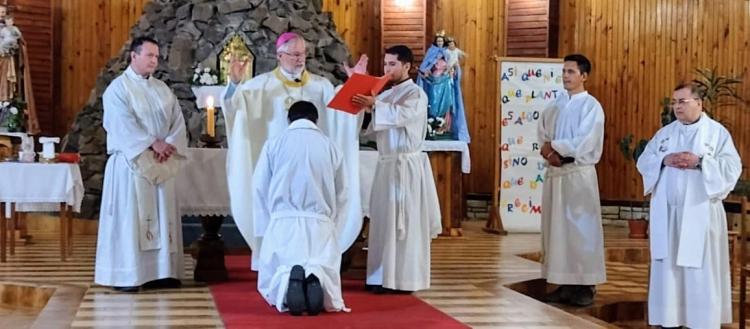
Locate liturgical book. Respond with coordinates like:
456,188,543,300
328,73,389,114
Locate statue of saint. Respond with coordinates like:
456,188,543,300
416,31,470,142
0,5,38,134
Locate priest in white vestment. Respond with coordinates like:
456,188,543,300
353,45,442,293
95,36,187,292
637,82,741,329
222,32,366,270
253,101,349,315
538,54,606,306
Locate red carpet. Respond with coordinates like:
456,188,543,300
209,255,470,329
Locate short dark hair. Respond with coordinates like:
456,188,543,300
288,101,319,124
563,54,592,75
385,45,414,65
130,36,159,54
673,81,705,100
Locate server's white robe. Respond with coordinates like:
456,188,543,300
365,80,442,291
637,113,741,328
222,68,362,270
253,119,348,312
537,91,607,285
95,66,188,287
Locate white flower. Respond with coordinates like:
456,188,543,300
194,67,201,74
427,118,434,124
203,67,210,73
9,107,17,115
1,101,8,108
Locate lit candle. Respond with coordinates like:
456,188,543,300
206,96,215,137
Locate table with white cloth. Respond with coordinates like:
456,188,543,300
0,162,84,262
360,140,471,237
177,143,470,242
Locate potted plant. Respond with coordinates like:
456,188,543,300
618,133,650,238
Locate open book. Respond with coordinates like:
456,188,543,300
328,73,389,114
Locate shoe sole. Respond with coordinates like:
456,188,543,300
305,275,324,316
287,266,306,316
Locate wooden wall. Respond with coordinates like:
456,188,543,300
54,0,749,200
559,0,750,201
381,0,425,63
57,0,150,136
322,0,382,74
10,0,55,134
506,0,550,57
429,0,507,194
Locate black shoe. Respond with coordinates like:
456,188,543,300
568,285,595,307
143,278,182,289
305,274,324,316
366,284,386,294
287,265,306,316
542,285,573,303
112,286,140,293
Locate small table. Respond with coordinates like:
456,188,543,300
0,162,84,262
360,140,471,237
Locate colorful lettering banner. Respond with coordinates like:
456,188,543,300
499,60,563,232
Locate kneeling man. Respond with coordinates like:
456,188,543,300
253,101,350,315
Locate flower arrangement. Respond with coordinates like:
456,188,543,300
426,117,446,139
0,98,25,132
192,65,219,86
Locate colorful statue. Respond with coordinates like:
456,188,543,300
0,5,38,134
417,31,469,142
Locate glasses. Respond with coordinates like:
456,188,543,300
279,51,306,59
668,98,700,108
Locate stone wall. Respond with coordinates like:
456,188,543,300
63,0,354,218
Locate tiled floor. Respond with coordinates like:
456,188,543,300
0,220,745,328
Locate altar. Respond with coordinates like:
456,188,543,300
177,140,470,242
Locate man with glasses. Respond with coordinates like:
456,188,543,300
221,32,366,271
637,82,741,328
537,53,606,307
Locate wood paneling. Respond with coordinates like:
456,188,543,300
322,0,382,75
559,0,750,201
9,0,54,134
381,0,426,64
429,0,507,194
57,0,150,136
506,0,550,57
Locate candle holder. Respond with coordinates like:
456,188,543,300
191,135,228,282
192,215,229,282
200,134,223,149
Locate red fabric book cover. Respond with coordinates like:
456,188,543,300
328,73,389,114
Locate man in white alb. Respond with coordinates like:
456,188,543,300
95,36,187,292
253,101,349,316
352,45,442,293
537,54,606,307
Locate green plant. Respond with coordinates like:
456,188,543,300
692,67,745,122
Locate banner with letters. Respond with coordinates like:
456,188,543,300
498,59,563,232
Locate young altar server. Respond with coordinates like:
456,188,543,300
253,101,349,315
352,45,442,293
537,54,606,307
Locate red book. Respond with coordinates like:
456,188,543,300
328,73,389,114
